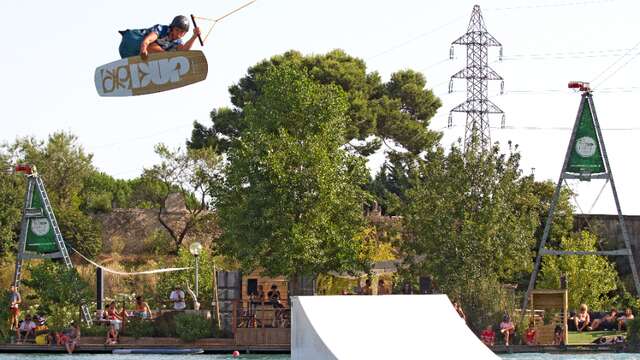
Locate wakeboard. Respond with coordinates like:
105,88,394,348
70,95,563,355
94,50,208,97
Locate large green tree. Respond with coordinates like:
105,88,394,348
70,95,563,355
216,65,374,277
188,49,442,156
400,142,541,330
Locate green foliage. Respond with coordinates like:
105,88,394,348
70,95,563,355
157,247,215,310
399,142,540,331
189,49,441,156
538,231,619,311
81,324,109,337
143,229,174,256
175,312,213,342
402,142,539,285
0,155,23,256
627,318,640,351
216,65,373,277
0,290,12,339
141,145,221,253
22,260,91,329
123,317,155,338
3,132,103,257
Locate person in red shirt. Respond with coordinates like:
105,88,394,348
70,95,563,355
524,321,537,345
480,325,495,347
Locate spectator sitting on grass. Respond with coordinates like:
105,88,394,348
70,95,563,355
574,304,591,332
590,308,618,331
500,314,515,346
480,325,495,347
524,320,537,345
105,324,118,345
618,308,635,331
16,314,36,343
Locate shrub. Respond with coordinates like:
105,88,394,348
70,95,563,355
175,313,211,342
153,312,177,337
123,317,154,338
627,318,640,351
81,324,109,337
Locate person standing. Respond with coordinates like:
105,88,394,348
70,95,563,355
170,285,186,310
8,285,21,331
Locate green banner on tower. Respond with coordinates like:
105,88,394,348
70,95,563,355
565,98,605,175
25,190,59,254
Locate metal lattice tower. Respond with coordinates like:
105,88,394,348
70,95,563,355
449,5,505,152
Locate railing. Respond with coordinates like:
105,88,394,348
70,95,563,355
232,299,291,331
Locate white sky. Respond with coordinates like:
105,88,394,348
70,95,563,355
1,0,639,214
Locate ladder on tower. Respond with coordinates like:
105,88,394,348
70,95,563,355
13,167,93,325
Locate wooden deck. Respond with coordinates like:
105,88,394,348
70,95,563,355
492,343,626,354
0,336,290,354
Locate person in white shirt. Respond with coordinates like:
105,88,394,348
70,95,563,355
170,285,186,310
16,315,36,343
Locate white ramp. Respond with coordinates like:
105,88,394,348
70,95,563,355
292,295,498,360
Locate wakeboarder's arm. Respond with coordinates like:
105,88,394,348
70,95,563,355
140,32,160,59
177,27,201,51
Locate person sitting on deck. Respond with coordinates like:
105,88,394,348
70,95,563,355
618,308,635,331
64,322,81,354
118,15,201,59
134,296,152,319
16,314,36,343
590,308,618,331
524,320,538,345
574,303,591,332
33,314,50,345
268,284,284,309
360,279,373,295
553,324,565,345
401,282,414,294
105,323,119,345
377,279,390,295
480,325,496,347
170,285,187,310
499,314,515,346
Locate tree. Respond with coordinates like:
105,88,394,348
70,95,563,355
3,132,102,257
141,145,221,253
400,141,540,331
0,155,23,256
22,260,91,330
216,65,374,277
188,49,442,156
538,231,619,311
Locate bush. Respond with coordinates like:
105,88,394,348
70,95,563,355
627,318,640,351
153,312,178,337
81,324,109,337
175,313,211,342
123,317,154,338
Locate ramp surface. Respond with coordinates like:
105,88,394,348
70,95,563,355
292,294,498,360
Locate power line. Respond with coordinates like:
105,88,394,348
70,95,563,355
368,16,464,60
591,38,640,86
486,0,618,11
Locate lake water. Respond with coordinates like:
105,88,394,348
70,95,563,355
0,353,638,359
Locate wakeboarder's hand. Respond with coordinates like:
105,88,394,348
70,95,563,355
193,27,201,38
140,45,149,60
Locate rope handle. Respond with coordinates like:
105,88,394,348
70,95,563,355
190,14,204,47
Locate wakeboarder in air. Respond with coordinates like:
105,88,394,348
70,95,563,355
118,15,201,59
